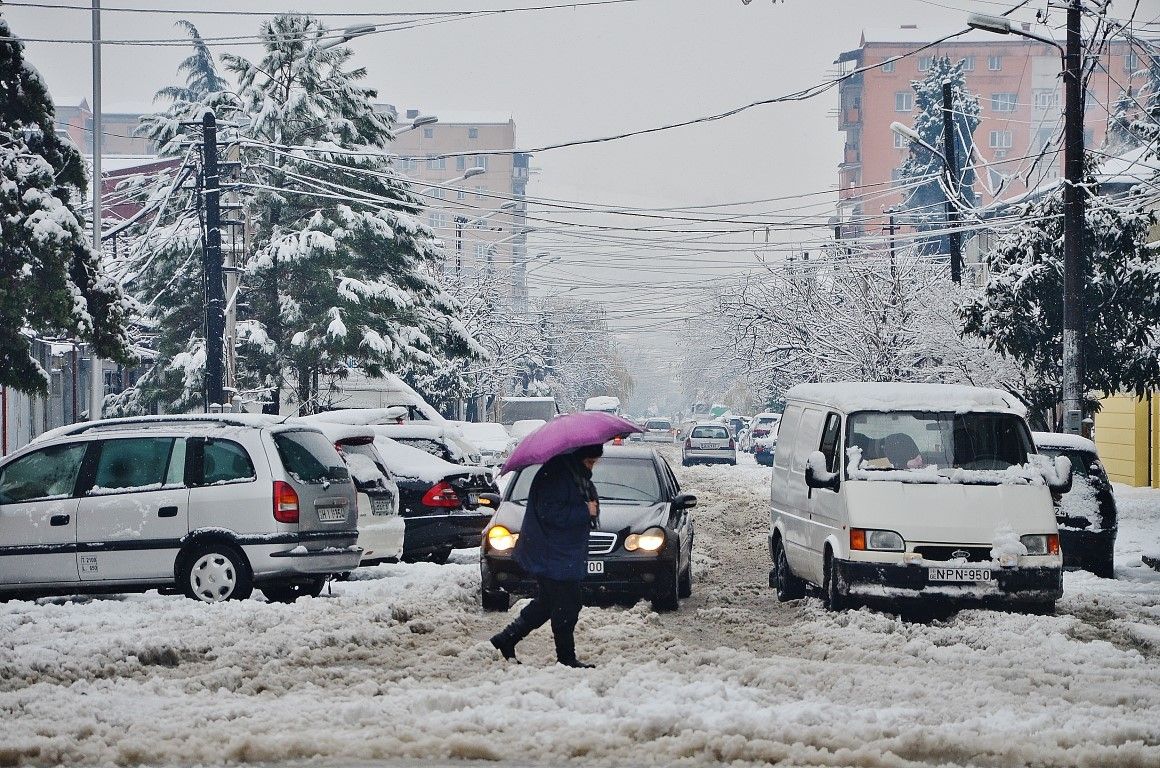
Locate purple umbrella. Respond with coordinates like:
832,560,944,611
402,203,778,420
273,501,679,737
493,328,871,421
500,412,642,474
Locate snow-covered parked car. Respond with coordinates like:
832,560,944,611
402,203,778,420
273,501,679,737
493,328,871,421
742,412,781,452
368,423,484,467
308,422,404,567
481,445,696,612
454,421,516,467
0,414,361,603
768,383,1070,613
753,435,777,466
1032,432,1117,578
509,419,546,443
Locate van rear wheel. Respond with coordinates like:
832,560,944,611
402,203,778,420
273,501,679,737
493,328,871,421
774,540,806,601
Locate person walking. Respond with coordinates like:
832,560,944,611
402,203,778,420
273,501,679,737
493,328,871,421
489,443,602,668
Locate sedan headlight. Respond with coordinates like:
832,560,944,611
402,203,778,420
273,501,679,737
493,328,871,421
850,528,904,552
1019,534,1060,556
487,525,518,552
624,526,667,552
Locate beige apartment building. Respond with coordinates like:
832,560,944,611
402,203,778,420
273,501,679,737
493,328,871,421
386,107,532,310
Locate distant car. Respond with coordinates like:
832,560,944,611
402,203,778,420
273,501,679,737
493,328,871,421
682,422,737,466
1032,432,1117,578
310,422,405,567
509,419,546,442
641,418,677,443
480,446,696,612
455,422,515,467
753,435,777,466
743,413,781,452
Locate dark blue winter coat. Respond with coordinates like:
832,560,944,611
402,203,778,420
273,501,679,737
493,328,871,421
513,454,594,582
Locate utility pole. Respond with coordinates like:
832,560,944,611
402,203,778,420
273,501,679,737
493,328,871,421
202,111,226,410
1061,0,1085,434
941,81,962,284
88,0,104,421
454,216,468,277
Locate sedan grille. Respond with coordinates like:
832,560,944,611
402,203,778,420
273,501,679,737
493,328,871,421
914,545,993,563
588,532,617,556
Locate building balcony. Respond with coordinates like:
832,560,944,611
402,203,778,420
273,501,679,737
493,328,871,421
839,107,862,128
843,146,861,165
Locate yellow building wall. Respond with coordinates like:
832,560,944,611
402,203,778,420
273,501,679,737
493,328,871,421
1095,394,1158,487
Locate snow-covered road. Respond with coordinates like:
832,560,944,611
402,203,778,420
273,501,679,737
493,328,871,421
2,452,1158,767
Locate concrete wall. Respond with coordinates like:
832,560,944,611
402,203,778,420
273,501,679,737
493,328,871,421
1095,394,1158,487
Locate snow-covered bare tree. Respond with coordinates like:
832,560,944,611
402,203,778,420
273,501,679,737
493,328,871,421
115,14,482,414
0,17,134,394
960,158,1160,414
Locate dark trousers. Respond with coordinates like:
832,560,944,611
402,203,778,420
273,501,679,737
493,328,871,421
502,577,583,662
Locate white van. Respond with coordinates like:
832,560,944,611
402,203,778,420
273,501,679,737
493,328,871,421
768,383,1068,612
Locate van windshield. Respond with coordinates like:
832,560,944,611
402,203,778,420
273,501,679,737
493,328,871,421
847,411,1031,472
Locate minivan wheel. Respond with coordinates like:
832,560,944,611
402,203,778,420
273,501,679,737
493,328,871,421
262,577,326,604
822,551,847,611
774,539,806,602
180,544,253,603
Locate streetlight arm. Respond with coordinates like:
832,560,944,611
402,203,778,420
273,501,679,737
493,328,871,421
967,13,1064,55
890,121,946,163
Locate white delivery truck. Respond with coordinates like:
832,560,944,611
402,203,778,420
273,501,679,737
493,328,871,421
768,382,1069,613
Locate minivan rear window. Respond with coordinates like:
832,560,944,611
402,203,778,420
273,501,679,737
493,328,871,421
274,431,350,485
692,426,729,439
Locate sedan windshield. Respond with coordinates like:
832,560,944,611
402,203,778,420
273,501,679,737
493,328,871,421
847,411,1031,472
509,457,661,504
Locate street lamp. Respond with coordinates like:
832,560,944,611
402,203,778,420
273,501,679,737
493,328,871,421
969,5,1085,434
395,113,439,135
890,121,963,282
319,24,377,50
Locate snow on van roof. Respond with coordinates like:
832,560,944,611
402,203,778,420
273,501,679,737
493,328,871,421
1032,431,1098,453
784,383,1026,415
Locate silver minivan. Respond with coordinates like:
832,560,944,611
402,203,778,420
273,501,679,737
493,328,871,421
0,415,361,603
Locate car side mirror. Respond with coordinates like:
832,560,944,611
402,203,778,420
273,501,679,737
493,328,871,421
478,492,503,509
804,451,840,492
673,492,697,510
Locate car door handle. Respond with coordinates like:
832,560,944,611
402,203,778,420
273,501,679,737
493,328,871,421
158,506,179,518
50,514,71,526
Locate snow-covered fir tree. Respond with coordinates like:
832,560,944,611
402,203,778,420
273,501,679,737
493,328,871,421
118,15,482,414
896,56,979,257
0,17,134,394
961,158,1160,414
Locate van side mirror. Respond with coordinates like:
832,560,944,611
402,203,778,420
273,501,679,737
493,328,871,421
804,450,840,492
673,492,697,510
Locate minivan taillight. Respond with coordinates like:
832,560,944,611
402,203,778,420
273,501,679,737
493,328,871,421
273,480,300,523
422,481,461,509
728,438,736,449
685,438,692,448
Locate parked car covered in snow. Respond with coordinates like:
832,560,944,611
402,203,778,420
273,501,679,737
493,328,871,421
753,435,777,466
481,446,696,612
454,422,516,467
768,383,1069,613
742,412,781,452
308,422,404,567
1,415,361,603
1032,432,1117,578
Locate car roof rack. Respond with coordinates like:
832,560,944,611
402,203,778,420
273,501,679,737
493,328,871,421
40,414,273,438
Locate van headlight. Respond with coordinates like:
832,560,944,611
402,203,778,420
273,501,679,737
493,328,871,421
850,528,904,551
1019,534,1060,556
487,525,518,552
624,527,666,552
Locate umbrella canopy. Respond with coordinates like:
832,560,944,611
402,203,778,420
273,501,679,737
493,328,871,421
500,411,642,474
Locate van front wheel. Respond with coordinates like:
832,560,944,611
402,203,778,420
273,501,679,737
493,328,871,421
823,552,848,611
774,540,806,601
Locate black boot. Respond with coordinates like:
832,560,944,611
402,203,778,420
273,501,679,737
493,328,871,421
558,658,596,669
489,616,531,663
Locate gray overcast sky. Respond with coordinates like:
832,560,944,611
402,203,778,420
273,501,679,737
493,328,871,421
2,0,1069,402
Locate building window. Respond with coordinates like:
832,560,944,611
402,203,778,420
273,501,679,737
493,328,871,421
429,212,447,229
455,156,466,171
422,127,434,139
895,92,913,112
1084,128,1094,146
882,59,895,73
988,55,1002,71
474,243,487,260
991,93,1017,112
989,130,1012,149
960,56,975,72
456,189,466,201
426,155,446,171
468,127,479,139
918,56,933,72
474,155,489,171
1125,52,1139,73
1033,89,1059,109
893,132,908,149
428,187,445,200
993,149,1008,160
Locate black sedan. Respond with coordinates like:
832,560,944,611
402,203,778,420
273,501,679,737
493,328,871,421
373,436,499,564
1033,432,1117,578
480,446,696,612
